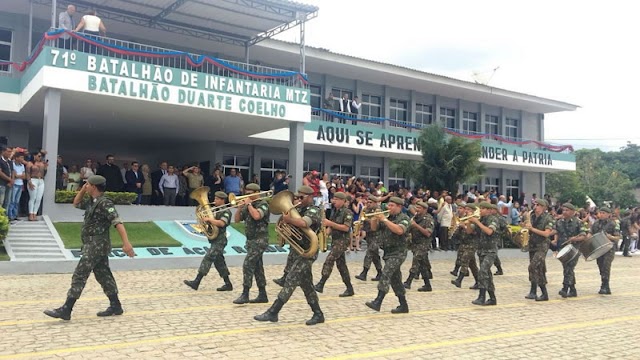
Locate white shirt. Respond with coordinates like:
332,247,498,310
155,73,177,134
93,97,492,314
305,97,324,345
437,203,453,227
159,174,179,194
13,161,25,186
83,15,101,32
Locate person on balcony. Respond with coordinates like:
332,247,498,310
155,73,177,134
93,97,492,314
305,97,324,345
74,9,106,53
350,95,361,125
58,4,76,49
338,93,352,124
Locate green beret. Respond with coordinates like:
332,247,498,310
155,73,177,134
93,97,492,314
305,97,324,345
368,195,379,202
562,203,576,211
214,191,228,199
296,185,314,196
464,203,478,210
389,196,404,206
598,207,612,214
535,199,548,207
87,175,106,185
245,183,260,191
479,202,497,210
333,192,347,200
416,201,429,208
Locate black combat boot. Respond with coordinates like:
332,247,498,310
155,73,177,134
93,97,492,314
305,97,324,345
233,286,250,304
417,278,432,292
355,268,369,281
97,294,124,317
183,273,204,290
44,297,76,321
535,285,549,301
559,285,569,298
249,286,269,303
403,273,415,289
602,279,611,295
273,273,287,287
452,273,465,288
217,276,233,291
484,290,497,306
525,282,537,299
365,290,386,312
568,286,578,298
253,299,284,322
371,268,382,281
339,284,355,297
472,289,486,305
306,302,325,325
469,282,479,290
450,264,460,276
314,275,328,293
494,264,504,276
391,295,409,314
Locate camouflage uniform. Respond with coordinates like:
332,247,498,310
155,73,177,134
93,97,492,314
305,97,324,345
555,216,585,287
361,207,383,273
239,199,270,289
408,212,434,280
320,206,353,283
68,195,122,299
198,209,232,277
590,219,619,287
456,224,478,280
476,214,500,292
378,212,410,296
619,216,632,256
528,212,554,286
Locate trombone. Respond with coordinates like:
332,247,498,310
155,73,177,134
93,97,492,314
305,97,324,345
458,208,480,221
228,190,273,206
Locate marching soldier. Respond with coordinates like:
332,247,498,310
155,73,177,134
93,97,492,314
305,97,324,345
355,195,383,282
365,196,411,313
523,199,554,301
466,202,499,306
449,205,468,278
553,203,586,298
590,207,620,294
452,204,479,288
184,191,233,291
44,175,135,320
233,183,270,304
406,201,434,291
315,192,354,297
254,186,325,325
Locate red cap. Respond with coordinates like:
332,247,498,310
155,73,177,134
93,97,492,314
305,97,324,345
312,170,319,176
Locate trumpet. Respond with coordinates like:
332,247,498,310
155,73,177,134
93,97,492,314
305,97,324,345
459,208,480,221
361,210,391,219
228,190,273,206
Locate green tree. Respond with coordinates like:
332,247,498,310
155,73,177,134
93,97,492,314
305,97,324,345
545,171,586,207
398,125,484,195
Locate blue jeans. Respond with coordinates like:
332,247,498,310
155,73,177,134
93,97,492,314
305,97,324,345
8,184,23,219
0,185,7,211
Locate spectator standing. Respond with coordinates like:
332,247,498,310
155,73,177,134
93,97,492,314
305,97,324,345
183,165,204,205
74,9,106,54
159,165,179,206
176,166,189,206
140,164,152,205
96,154,124,192
66,165,81,191
8,152,25,221
26,151,48,221
272,171,289,194
125,161,144,204
0,146,13,209
58,4,75,49
322,92,335,122
223,168,241,196
151,162,168,205
207,168,224,194
350,95,361,125
497,195,512,219
338,93,351,124
80,159,95,185
56,155,68,191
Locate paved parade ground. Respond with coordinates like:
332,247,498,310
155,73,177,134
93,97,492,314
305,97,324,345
1,254,639,359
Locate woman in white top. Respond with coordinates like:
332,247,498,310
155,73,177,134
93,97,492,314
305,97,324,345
66,165,81,191
80,159,95,184
74,10,106,36
319,172,330,209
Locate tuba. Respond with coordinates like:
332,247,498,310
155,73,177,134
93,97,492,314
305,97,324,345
190,186,219,239
270,191,319,258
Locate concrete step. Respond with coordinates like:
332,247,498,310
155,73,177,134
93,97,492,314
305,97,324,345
9,228,51,233
13,254,67,260
10,247,64,254
10,244,61,249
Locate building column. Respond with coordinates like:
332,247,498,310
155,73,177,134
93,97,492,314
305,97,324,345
456,99,462,130
540,172,546,197
479,103,486,134
214,142,224,166
409,90,416,132
538,113,545,141
499,107,506,142
382,157,390,186
499,168,505,196
382,85,390,129
288,122,304,193
434,95,441,126
251,145,261,181
41,88,61,215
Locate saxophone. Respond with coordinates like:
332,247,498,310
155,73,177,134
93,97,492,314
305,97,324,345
318,202,328,252
517,210,532,250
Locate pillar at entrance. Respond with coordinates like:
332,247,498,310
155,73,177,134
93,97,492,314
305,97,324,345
42,89,61,215
288,122,304,192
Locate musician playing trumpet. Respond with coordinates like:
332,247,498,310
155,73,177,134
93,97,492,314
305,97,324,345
589,207,620,295
255,186,325,325
451,204,479,289
523,199,555,301
466,202,499,306
552,203,586,298
406,201,435,292
184,191,233,291
354,195,384,282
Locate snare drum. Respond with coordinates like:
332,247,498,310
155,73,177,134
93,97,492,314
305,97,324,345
579,231,613,261
557,244,580,263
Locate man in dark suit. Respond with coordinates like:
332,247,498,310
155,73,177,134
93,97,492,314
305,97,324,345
151,161,168,205
125,161,144,204
96,154,124,192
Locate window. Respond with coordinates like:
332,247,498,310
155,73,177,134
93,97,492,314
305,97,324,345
222,155,250,184
461,183,479,194
360,166,381,184
415,103,433,128
440,107,456,129
361,94,382,118
310,85,321,117
505,179,520,200
304,161,323,173
388,170,406,189
260,158,287,191
330,164,353,178
0,29,12,73
462,111,478,133
389,98,408,127
331,88,353,112
485,114,499,135
505,118,519,140
484,177,500,193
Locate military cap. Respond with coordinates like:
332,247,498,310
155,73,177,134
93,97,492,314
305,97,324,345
535,198,549,207
214,191,228,199
368,195,379,202
416,201,429,208
598,206,612,214
296,185,314,196
389,196,404,205
245,183,260,191
346,194,353,202
479,202,497,210
87,175,106,185
466,203,478,210
333,192,347,200
561,202,576,211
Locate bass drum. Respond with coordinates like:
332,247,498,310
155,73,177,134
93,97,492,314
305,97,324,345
579,231,613,261
557,244,580,263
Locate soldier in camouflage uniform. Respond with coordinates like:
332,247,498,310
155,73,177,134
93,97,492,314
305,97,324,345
619,212,634,257
466,202,499,306
452,204,479,288
44,175,134,321
449,205,468,277
233,183,270,304
405,201,434,291
315,192,354,297
184,191,233,291
590,207,620,295
523,199,555,301
355,195,383,282
553,203,586,298
255,186,325,325
365,196,411,313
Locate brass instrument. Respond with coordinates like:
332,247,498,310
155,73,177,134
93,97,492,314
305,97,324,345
228,190,273,206
458,208,480,222
270,190,319,258
514,210,532,251
190,186,219,239
318,202,328,252
361,210,391,219
449,215,460,239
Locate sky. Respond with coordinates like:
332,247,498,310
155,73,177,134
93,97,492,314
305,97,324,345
274,0,639,151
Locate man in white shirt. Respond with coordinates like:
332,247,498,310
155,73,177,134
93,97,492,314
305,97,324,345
58,4,76,48
159,165,179,206
436,196,454,251
497,195,512,219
